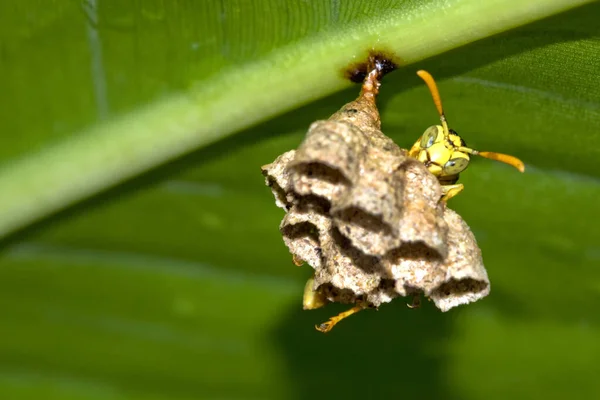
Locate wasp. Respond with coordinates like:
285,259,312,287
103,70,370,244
409,70,525,201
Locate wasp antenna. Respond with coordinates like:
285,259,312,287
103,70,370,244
417,70,450,135
478,151,525,173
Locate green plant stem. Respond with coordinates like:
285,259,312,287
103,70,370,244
0,0,591,237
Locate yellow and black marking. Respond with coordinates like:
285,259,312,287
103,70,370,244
409,70,525,201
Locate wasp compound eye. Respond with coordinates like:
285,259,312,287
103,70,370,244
443,157,469,175
420,126,439,149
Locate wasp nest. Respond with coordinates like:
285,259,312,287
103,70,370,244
261,62,489,329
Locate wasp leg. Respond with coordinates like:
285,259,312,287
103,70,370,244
303,275,328,310
407,294,421,309
292,254,304,266
441,183,464,202
315,302,368,333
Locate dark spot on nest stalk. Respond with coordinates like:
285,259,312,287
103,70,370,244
344,50,400,83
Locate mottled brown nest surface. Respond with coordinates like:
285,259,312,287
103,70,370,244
261,67,489,316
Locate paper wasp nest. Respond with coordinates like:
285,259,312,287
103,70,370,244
261,65,489,313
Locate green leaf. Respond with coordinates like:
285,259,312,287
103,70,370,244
1,1,599,399
0,0,593,236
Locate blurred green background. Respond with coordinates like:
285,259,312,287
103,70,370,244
1,1,599,399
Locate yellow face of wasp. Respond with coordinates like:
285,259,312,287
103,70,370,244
414,125,470,179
